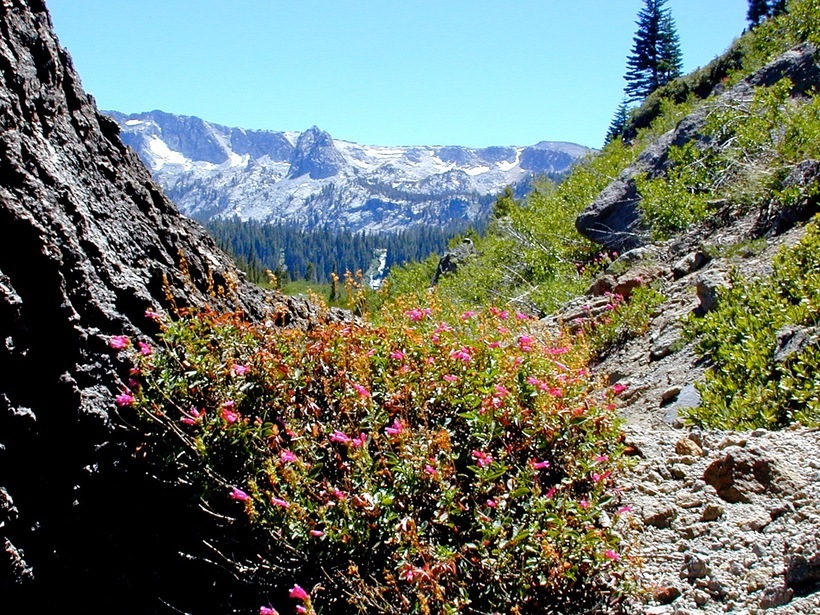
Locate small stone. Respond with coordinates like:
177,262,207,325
718,436,747,449
652,584,682,605
661,385,682,403
746,567,774,592
759,585,794,609
681,553,710,580
672,250,709,279
669,464,687,480
643,505,678,529
693,589,710,606
701,503,724,522
675,437,704,457
739,514,771,532
676,493,704,509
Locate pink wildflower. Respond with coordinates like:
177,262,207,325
547,346,569,355
115,392,135,407
109,335,129,350
471,450,494,468
137,342,153,356
545,486,557,499
260,607,278,615
406,307,432,322
280,450,298,463
604,549,620,561
449,347,472,362
289,584,310,601
144,309,161,320
594,454,610,463
230,487,250,502
443,374,458,383
485,498,497,508
516,311,531,320
497,326,510,335
579,499,590,510
352,383,371,398
181,406,205,425
517,335,534,352
296,607,307,615
332,488,347,501
487,340,502,349
310,529,324,537
498,310,510,320
548,388,564,397
423,464,437,476
389,349,405,361
271,496,289,508
612,383,628,395
352,433,368,448
221,405,240,424
385,418,403,437
461,310,477,320
232,364,249,375
617,505,633,515
531,459,551,471
494,384,510,397
330,430,352,445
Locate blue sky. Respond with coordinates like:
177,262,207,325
47,0,749,149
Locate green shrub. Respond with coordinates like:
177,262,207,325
120,297,630,614
582,286,666,361
685,219,820,429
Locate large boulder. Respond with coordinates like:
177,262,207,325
0,1,324,611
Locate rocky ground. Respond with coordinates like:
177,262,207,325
565,212,820,613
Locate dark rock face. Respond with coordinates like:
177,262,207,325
432,237,477,284
0,2,323,611
287,125,346,179
576,43,820,253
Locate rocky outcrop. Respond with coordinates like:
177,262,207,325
432,237,477,284
287,125,347,180
576,43,820,253
0,1,325,611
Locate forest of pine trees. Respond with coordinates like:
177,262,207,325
205,219,485,285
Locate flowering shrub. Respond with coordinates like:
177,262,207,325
122,297,629,614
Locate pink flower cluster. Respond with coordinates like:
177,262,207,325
405,307,432,322
181,406,205,425
471,450,493,468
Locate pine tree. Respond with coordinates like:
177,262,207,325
747,0,771,25
624,0,683,103
605,100,631,145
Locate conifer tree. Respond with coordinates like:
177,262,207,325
605,100,631,145
624,0,683,102
747,0,771,25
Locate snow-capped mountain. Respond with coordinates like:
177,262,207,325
108,110,592,233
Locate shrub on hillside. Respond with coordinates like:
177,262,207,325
117,298,630,614
685,219,820,429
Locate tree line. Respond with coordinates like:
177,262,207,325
205,218,484,285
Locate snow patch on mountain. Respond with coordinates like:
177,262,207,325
107,110,593,233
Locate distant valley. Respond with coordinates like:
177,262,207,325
108,110,592,234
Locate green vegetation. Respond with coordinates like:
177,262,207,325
121,300,630,614
684,219,820,429
583,286,667,362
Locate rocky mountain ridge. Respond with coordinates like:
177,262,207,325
108,109,591,233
